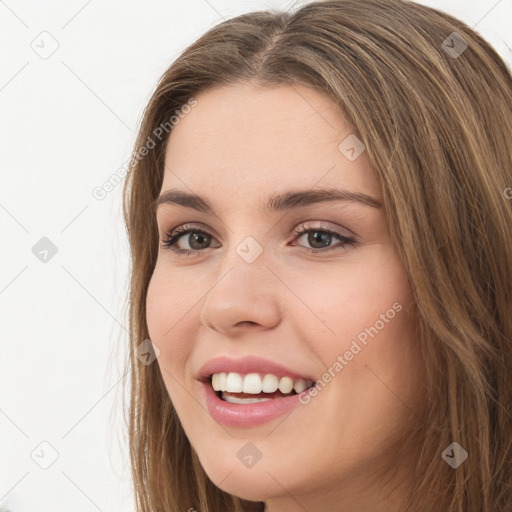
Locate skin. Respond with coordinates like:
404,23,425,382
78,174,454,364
146,82,426,511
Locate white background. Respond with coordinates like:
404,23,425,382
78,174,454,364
1,1,510,510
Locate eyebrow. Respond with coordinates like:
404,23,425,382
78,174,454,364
153,187,382,214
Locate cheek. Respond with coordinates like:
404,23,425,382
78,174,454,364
284,245,411,344
290,246,421,416
145,266,196,374
146,270,201,431
146,263,198,338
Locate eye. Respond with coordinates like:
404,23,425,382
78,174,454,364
160,224,219,255
160,222,357,255
289,222,357,254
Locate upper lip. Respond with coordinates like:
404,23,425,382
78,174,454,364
197,355,315,382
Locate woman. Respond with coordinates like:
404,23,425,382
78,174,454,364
122,0,512,510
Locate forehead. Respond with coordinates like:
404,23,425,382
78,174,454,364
162,83,381,204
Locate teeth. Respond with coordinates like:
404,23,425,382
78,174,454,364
226,372,243,393
222,394,272,404
278,376,294,394
242,373,262,394
293,379,308,393
211,373,221,391
212,372,227,392
219,372,227,391
211,372,312,395
262,374,278,393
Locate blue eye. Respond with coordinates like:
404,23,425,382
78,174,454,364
160,222,356,256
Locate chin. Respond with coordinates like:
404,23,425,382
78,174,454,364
196,451,285,502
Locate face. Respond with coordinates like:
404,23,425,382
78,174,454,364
146,83,424,511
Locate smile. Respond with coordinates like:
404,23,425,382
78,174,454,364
211,372,314,404
198,356,317,427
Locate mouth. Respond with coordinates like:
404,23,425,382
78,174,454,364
209,372,316,404
197,356,318,426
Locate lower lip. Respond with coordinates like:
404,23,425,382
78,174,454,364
202,381,306,427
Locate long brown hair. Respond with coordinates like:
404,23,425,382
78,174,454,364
122,1,512,510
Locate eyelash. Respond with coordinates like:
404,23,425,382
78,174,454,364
160,222,357,256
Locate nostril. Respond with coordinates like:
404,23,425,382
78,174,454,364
236,321,258,327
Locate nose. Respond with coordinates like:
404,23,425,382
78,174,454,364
199,247,282,335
